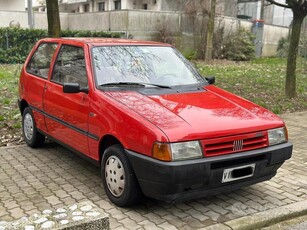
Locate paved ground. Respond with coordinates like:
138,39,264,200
262,215,307,230
0,112,306,229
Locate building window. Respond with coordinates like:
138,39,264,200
98,2,105,11
114,0,121,10
143,4,148,10
84,4,89,12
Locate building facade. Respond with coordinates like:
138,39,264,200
0,0,237,17
237,0,293,27
0,0,43,11
58,0,237,17
0,0,25,11
59,0,163,13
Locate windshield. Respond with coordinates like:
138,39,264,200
92,46,205,87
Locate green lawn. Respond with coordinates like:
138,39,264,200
0,58,306,146
196,57,307,114
0,64,23,146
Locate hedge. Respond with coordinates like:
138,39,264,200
0,28,122,64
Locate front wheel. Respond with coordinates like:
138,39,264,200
22,107,45,148
101,145,142,206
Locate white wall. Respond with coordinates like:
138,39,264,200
0,0,25,11
123,0,134,9
0,10,289,57
24,0,42,8
262,24,289,56
0,0,45,11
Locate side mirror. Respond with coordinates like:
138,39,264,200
63,83,88,94
205,76,215,85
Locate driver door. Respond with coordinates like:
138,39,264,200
44,44,90,155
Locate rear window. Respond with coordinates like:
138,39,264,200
26,43,58,79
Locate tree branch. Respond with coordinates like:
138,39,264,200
265,0,292,9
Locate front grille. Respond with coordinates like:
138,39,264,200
201,131,268,157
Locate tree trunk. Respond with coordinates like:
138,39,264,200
285,11,304,98
46,0,61,37
205,0,216,60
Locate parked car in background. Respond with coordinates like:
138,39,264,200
18,38,293,206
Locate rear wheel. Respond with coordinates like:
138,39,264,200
101,144,141,206
22,107,45,147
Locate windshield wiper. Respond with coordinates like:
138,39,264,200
99,82,171,89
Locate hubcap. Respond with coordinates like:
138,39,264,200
105,155,125,197
24,113,34,141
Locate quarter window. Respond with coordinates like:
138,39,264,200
51,45,88,88
26,43,58,79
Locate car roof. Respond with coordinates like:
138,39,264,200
39,37,171,47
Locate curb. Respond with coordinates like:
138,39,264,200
201,200,307,230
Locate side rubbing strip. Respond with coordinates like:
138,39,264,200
29,105,99,141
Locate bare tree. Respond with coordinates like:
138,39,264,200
185,0,217,60
205,0,216,60
266,0,307,98
46,0,61,37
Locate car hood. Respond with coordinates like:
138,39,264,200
104,85,284,142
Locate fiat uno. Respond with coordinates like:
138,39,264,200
18,38,293,206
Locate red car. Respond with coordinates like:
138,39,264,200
18,38,292,206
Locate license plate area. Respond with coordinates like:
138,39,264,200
222,163,255,183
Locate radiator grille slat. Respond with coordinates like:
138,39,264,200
201,131,268,157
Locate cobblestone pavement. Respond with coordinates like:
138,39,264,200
0,112,306,229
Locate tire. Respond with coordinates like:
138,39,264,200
22,107,45,148
101,144,142,207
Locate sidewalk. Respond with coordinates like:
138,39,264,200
0,112,306,229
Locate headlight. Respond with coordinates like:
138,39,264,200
152,141,202,161
268,127,287,146
170,141,202,160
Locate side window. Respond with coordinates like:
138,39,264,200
26,43,58,79
51,45,88,88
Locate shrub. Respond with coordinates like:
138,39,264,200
277,34,307,58
0,28,122,64
277,37,289,58
220,28,255,61
212,27,225,59
183,50,197,60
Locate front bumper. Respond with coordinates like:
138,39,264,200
126,142,292,203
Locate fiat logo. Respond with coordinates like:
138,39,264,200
233,140,244,151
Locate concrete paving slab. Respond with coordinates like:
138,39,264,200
0,111,306,229
225,200,307,230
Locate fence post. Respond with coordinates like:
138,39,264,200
5,31,9,50
252,19,264,57
27,0,34,29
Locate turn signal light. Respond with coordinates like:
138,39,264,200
152,142,172,161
